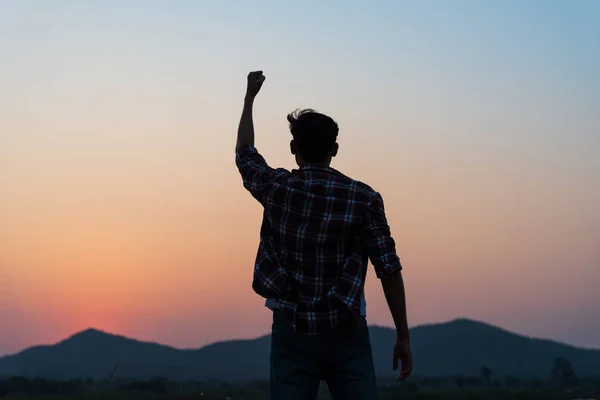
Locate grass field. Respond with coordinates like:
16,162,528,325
2,376,598,400
1,386,594,400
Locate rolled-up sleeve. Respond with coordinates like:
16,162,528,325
235,145,289,205
364,191,402,279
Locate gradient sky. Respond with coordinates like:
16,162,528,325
1,0,599,356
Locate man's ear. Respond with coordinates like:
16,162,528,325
331,142,339,158
290,139,297,155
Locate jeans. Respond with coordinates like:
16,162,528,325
269,310,378,400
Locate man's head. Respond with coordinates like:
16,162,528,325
287,109,339,167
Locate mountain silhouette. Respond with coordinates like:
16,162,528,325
1,319,598,381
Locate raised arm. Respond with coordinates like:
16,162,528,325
236,71,265,152
234,71,289,205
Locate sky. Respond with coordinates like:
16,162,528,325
1,0,599,356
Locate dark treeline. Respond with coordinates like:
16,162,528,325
0,358,597,399
1,374,599,399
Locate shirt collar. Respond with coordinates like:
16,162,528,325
295,165,345,177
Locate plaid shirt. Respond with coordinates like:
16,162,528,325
236,145,402,335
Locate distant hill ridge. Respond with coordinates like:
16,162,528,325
1,318,599,381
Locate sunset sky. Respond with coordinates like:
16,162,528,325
1,0,599,356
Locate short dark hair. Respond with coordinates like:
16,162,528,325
287,109,339,163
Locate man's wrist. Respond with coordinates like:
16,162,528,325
244,94,256,104
396,328,410,341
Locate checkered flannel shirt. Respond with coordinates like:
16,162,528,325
236,145,402,335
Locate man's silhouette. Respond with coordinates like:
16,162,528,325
235,71,412,400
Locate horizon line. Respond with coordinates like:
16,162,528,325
2,317,599,358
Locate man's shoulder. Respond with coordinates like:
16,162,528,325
236,145,291,175
354,179,378,197
331,169,379,199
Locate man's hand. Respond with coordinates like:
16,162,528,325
246,70,265,99
380,271,412,380
393,337,413,380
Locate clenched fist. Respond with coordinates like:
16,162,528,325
246,70,265,99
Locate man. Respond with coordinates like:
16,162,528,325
235,71,412,400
